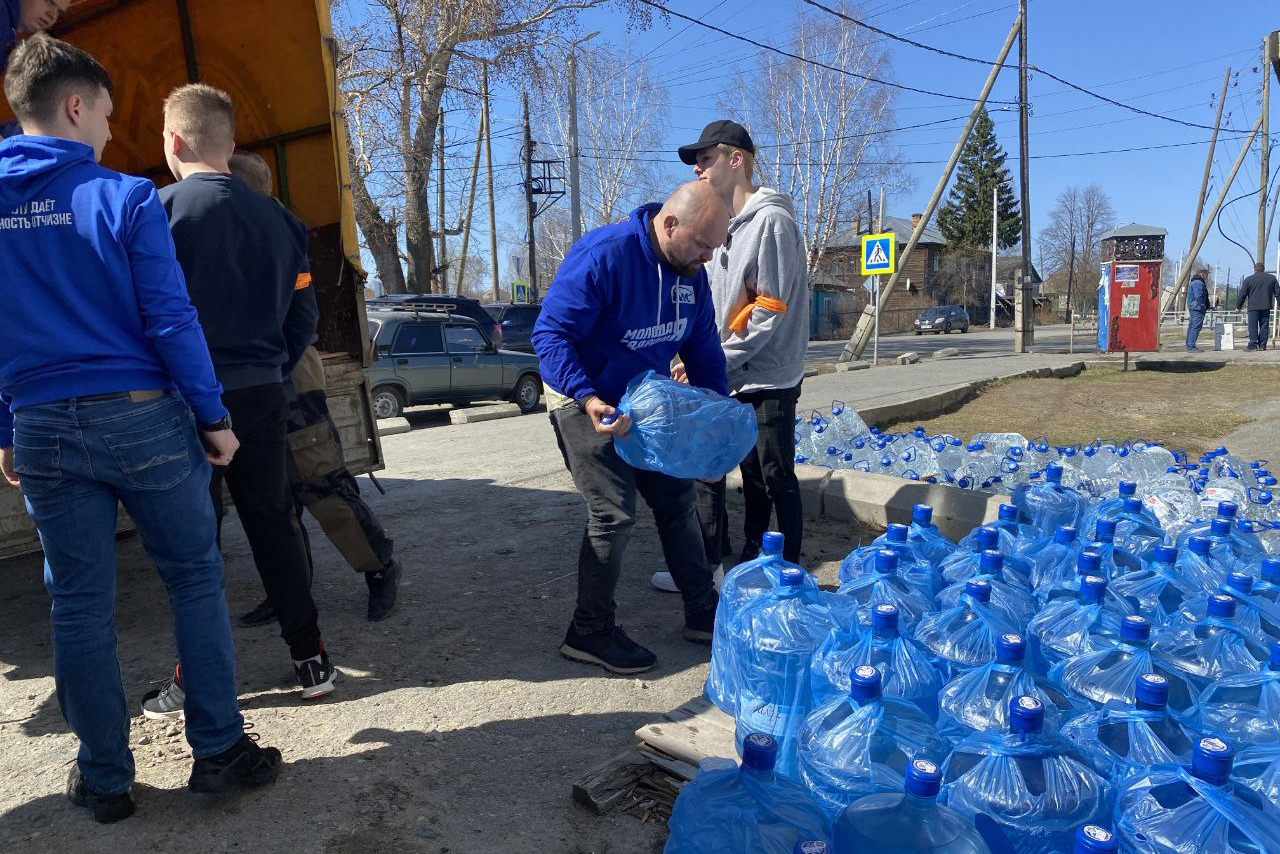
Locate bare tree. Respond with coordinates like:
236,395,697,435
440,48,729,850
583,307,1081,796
333,0,654,294
722,1,910,282
1038,183,1116,313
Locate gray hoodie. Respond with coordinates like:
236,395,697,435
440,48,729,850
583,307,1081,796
707,187,810,394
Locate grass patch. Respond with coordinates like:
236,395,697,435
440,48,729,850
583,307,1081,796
892,365,1280,458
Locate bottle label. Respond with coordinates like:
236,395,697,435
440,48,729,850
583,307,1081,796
1083,826,1113,842
738,698,792,738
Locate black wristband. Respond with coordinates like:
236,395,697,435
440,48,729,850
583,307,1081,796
199,414,233,433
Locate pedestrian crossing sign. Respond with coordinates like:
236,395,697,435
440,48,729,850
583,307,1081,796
861,232,896,275
513,281,530,304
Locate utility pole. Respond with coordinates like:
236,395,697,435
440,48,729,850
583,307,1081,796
567,49,584,243
455,107,486,291
873,188,884,365
437,107,447,294
1015,0,1033,352
1065,238,1076,323
989,185,998,329
522,91,538,299
483,63,499,302
1260,35,1272,265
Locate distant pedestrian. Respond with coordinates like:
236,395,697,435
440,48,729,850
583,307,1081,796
1185,269,1209,352
532,180,729,675
1237,262,1280,351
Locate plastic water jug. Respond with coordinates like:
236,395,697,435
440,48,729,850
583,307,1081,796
1109,545,1199,627
1051,615,1197,717
935,552,1037,627
1176,571,1280,646
916,580,1020,678
1195,640,1280,747
942,526,1033,588
836,550,936,630
1028,575,1128,674
840,524,938,598
1079,480,1138,538
1012,463,1089,537
907,504,959,567
1017,525,1083,593
1152,594,1268,691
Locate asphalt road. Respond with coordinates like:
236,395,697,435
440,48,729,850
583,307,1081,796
806,323,1079,364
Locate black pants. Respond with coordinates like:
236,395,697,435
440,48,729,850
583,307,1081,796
697,384,804,564
550,403,717,636
211,383,322,660
1247,309,1270,349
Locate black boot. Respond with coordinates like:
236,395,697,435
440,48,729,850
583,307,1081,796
366,560,401,622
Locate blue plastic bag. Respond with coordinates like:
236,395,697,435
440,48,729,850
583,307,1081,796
915,580,1020,678
1011,463,1089,536
613,370,757,480
935,551,1037,627
1176,571,1280,646
1235,742,1280,810
942,527,1032,588
1194,640,1280,747
907,503,960,568
835,550,936,630
841,523,939,597
1051,615,1197,718
1027,575,1131,674
1016,525,1084,593
1109,545,1199,627
1151,594,1269,691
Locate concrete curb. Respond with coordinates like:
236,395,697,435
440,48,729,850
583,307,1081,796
449,403,522,425
835,361,871,372
376,417,412,437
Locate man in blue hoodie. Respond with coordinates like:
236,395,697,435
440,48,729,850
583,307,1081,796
1185,269,1209,352
532,180,730,675
0,35,280,823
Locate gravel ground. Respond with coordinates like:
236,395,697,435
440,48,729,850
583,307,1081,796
0,413,863,853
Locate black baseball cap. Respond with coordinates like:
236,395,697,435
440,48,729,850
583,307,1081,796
677,120,755,165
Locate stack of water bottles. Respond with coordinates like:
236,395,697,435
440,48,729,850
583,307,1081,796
664,479,1280,853
797,401,1280,551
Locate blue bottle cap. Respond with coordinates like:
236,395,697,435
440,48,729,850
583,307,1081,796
1270,640,1280,669
872,604,899,636
1210,518,1231,538
1155,545,1178,565
1046,463,1064,484
1009,695,1045,734
1189,536,1212,557
849,664,883,701
741,732,779,771
886,523,909,544
1207,594,1236,618
874,549,898,573
1078,550,1102,575
1191,737,1235,785
1075,825,1119,854
980,550,1004,573
762,531,785,554
977,526,999,549
780,567,805,587
1262,477,1278,487
1121,615,1152,642
1263,557,1280,583
1226,572,1254,594
996,633,1026,663
1136,673,1170,708
999,503,1018,522
1218,501,1239,519
1122,497,1143,513
1055,525,1078,545
1118,481,1137,496
904,758,943,799
1080,575,1106,603
965,579,992,603
1095,518,1117,542
967,442,986,451
793,842,830,854
912,503,933,525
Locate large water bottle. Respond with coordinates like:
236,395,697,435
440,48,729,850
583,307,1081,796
971,432,1029,460
733,568,848,777
1144,469,1200,536
934,552,1037,627
1123,444,1180,486
836,550,936,630
1199,475,1251,516
1176,535,1230,593
954,442,1003,490
916,580,1020,678
841,524,938,597
907,504,959,567
1083,518,1144,577
1060,673,1197,784
941,696,1112,854
664,733,831,854
958,505,1023,554
897,438,940,481
934,438,969,485
797,665,947,819
1176,572,1280,646
1051,615,1197,717
1012,463,1090,537
943,526,1033,587
1253,557,1280,604
1195,640,1280,747
1115,737,1280,854
1081,444,1126,497
1041,550,1137,614
810,604,945,718
1027,575,1129,674
1106,497,1166,560
1152,594,1268,691
1234,742,1280,812
1179,501,1266,563
829,400,870,444
1080,479,1138,536
1018,525,1083,590
832,758,992,854
1109,545,1199,627
936,632,1083,742
706,531,812,713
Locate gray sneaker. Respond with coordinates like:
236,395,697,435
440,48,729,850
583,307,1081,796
141,667,185,720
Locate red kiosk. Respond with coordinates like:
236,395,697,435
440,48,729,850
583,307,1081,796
1097,224,1166,353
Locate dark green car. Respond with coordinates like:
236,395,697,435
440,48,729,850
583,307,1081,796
365,309,543,420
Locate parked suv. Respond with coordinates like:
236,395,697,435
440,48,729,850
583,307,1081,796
482,303,541,353
365,309,543,419
366,293,503,347
914,305,970,334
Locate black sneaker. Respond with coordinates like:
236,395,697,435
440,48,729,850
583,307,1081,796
189,733,282,794
683,603,718,644
560,623,656,675
66,767,135,823
366,559,401,622
141,665,185,720
239,598,276,628
294,650,337,699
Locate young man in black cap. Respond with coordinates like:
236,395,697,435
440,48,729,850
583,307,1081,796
654,120,810,591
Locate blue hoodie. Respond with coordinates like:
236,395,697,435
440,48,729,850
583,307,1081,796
531,203,728,405
0,135,226,447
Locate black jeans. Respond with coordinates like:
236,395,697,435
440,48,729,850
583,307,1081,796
211,382,322,660
697,384,804,564
1247,309,1270,349
550,404,717,635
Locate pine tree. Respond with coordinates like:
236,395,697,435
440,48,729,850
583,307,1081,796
936,107,1021,251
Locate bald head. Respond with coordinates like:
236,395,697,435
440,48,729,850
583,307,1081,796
652,180,730,276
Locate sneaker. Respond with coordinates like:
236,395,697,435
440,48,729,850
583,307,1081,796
649,570,679,593
683,601,718,644
141,666,185,720
1186,346,1201,352
294,650,337,699
189,732,282,794
239,598,276,628
66,767,135,824
560,623,656,675
366,559,401,622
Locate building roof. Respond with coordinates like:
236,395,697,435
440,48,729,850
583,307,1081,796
1099,222,1168,241
994,255,1042,285
825,213,947,249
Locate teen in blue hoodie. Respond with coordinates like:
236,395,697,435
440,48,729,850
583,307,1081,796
0,35,278,821
533,180,729,675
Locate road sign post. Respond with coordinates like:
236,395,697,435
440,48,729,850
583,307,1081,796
861,233,894,366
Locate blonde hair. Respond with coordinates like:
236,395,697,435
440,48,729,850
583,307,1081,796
717,142,755,180
228,152,273,195
163,83,235,159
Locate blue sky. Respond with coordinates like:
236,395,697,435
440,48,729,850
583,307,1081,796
416,0,1277,290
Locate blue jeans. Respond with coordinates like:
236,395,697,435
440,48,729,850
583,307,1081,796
12,392,244,795
1247,309,1270,349
1186,310,1205,348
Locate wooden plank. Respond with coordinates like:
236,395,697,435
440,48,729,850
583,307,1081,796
636,746,698,782
636,717,738,769
571,746,651,815
664,696,736,734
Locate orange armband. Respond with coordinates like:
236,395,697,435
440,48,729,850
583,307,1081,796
728,295,788,333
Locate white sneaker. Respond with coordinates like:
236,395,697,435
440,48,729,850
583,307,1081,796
650,570,679,593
